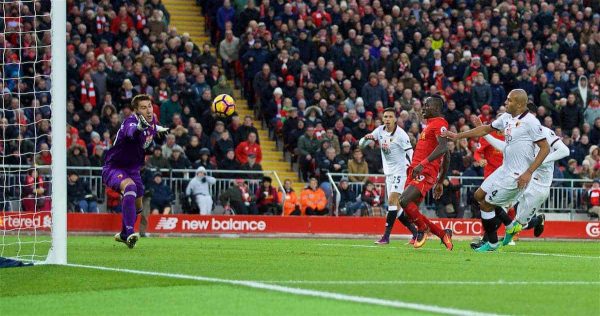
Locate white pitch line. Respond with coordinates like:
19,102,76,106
259,280,600,286
66,263,502,316
318,243,600,259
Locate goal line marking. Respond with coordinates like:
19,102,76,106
317,243,600,259
66,263,502,316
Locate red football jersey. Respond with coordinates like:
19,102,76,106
474,132,505,178
410,117,449,177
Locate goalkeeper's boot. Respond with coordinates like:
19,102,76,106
441,229,453,251
413,229,429,248
502,222,523,246
534,214,545,237
114,233,127,245
374,235,389,245
126,233,140,249
474,241,500,252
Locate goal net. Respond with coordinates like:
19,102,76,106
0,0,66,264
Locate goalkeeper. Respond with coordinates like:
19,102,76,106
102,94,169,248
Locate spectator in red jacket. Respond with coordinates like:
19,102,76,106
110,6,134,34
586,179,600,217
235,132,262,164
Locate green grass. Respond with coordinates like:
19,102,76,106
1,236,599,315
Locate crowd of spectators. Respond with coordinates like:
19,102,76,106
200,0,599,190
2,0,599,215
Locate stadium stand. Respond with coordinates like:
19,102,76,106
56,0,600,215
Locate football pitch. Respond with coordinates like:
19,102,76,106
1,236,599,315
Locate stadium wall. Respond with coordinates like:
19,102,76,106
2,213,600,239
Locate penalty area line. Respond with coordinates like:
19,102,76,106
66,263,502,316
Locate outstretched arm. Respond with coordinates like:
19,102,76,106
443,125,494,140
543,139,569,164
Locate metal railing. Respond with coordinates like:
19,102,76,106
328,172,594,218
1,165,593,217
0,165,285,214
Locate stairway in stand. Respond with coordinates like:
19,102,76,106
162,0,305,194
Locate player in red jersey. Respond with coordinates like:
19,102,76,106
400,95,453,250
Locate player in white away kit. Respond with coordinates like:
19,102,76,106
359,108,417,245
474,114,569,245
444,89,550,252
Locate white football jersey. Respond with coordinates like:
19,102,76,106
491,112,546,177
532,126,561,186
371,125,412,176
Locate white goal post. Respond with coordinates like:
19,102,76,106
46,0,67,265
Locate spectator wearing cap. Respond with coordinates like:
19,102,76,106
150,173,174,215
160,93,182,127
478,104,493,125
196,147,216,170
186,166,217,215
235,132,262,164
471,73,492,110
148,146,169,170
279,179,300,216
242,40,270,96
297,126,321,181
255,176,280,215
168,145,192,176
240,154,264,179
338,141,353,166
463,55,489,82
300,177,329,216
220,179,253,215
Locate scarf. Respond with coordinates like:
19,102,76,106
96,15,107,32
159,90,168,102
80,80,96,107
136,13,146,30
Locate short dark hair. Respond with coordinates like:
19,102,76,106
426,94,444,109
383,107,396,115
131,94,152,110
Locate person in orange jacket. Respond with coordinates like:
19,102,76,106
279,179,301,215
300,176,329,215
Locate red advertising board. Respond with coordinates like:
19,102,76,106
1,212,599,239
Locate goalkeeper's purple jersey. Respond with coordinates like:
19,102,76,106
104,115,157,170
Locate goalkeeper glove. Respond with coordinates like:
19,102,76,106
137,114,152,131
156,125,170,137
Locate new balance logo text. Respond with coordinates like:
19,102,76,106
155,217,178,230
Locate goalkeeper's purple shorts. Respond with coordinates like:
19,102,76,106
102,166,144,197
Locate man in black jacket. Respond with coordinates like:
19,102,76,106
67,171,96,213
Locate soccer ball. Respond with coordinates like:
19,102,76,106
212,94,236,117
